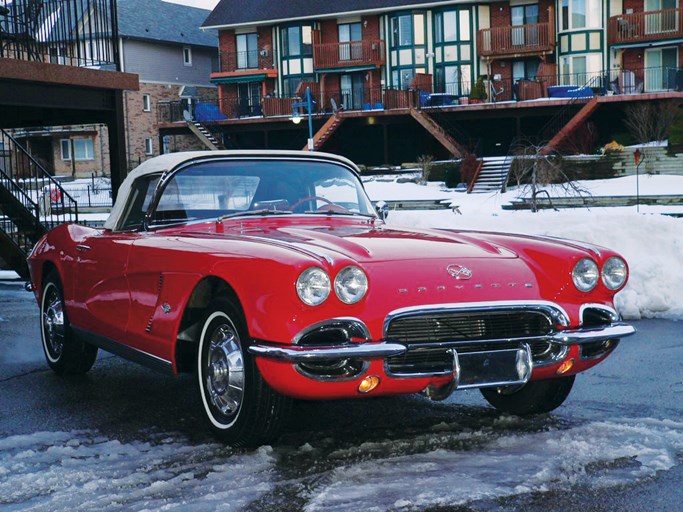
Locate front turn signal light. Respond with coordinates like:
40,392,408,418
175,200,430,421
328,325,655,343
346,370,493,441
358,375,380,394
556,358,575,375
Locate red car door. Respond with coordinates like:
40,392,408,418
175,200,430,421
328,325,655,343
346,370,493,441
71,229,136,343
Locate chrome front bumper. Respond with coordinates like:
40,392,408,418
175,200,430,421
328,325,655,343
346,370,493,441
248,322,636,362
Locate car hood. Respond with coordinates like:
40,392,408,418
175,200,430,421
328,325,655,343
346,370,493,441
182,220,519,263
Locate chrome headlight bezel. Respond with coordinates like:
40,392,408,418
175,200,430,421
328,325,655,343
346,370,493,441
572,258,599,292
601,256,628,290
334,266,369,304
296,267,331,306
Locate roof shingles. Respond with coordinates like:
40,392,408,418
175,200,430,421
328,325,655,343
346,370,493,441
118,0,217,47
202,0,448,28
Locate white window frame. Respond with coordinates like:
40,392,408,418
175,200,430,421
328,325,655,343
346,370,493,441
143,94,151,112
60,139,71,160
183,47,192,66
144,137,154,155
73,138,95,161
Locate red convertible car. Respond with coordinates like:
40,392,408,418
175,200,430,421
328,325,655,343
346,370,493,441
28,151,635,446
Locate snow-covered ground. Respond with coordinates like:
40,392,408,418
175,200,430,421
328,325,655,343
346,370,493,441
1,417,682,511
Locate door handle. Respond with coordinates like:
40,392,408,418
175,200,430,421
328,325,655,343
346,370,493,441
76,244,91,252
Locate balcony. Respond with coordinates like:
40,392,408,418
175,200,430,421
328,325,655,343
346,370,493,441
477,23,554,58
217,50,275,74
0,0,119,66
608,8,683,45
313,39,385,71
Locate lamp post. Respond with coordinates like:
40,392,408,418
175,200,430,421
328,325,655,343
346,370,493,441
292,86,315,151
634,148,642,213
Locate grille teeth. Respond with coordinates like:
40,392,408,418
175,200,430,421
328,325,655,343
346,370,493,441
386,310,556,375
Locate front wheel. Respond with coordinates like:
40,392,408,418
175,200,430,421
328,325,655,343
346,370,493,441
40,271,98,375
480,375,576,416
197,299,291,447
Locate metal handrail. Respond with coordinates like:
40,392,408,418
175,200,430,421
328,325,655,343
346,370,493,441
1,128,79,229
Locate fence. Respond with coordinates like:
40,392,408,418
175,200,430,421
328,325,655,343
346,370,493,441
0,0,119,66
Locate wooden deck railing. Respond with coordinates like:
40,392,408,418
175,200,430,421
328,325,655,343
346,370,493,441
218,50,274,73
313,39,385,70
477,23,554,57
608,8,683,44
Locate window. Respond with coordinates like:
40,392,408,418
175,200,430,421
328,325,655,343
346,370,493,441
561,0,601,30
145,138,154,155
392,14,413,47
282,25,313,57
183,47,192,66
74,139,94,160
61,139,94,160
236,33,258,69
511,4,539,45
60,139,70,160
338,22,362,61
143,94,151,112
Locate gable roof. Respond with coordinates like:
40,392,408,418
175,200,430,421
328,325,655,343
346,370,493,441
118,0,217,48
202,0,452,29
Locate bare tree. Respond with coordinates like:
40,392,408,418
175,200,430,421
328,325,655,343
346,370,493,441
623,100,680,144
510,139,590,212
416,154,434,184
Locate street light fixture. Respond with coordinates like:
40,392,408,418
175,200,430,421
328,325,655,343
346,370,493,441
292,86,315,151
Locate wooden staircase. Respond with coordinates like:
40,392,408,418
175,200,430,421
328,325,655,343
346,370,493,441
409,108,466,158
0,129,78,278
187,120,226,150
306,112,345,151
541,96,600,155
468,156,514,193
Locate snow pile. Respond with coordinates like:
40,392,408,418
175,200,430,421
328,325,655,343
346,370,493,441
364,174,683,321
0,431,275,511
303,418,683,511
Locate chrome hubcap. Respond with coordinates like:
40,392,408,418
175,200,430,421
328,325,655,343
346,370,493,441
206,323,244,419
43,286,65,359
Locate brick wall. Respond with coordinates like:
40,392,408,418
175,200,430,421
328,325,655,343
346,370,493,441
49,125,110,178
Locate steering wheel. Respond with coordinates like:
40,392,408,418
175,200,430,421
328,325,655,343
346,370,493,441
290,196,336,212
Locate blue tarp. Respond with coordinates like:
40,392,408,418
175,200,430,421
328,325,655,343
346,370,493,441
194,102,228,122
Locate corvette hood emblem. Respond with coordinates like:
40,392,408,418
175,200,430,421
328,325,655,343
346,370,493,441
447,264,473,280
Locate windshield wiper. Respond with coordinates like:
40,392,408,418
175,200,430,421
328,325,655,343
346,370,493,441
217,209,293,222
302,210,377,219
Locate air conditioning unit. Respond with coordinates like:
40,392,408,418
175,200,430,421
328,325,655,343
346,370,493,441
259,49,269,57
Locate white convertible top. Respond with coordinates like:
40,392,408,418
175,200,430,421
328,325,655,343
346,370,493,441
103,150,359,231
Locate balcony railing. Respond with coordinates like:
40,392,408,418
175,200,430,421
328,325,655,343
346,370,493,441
218,50,274,73
313,39,385,70
157,66,683,125
608,8,683,44
477,23,554,58
0,0,118,67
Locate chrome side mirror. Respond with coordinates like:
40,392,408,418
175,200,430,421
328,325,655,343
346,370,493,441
375,200,389,221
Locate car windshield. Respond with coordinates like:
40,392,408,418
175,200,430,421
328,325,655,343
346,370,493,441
147,159,376,226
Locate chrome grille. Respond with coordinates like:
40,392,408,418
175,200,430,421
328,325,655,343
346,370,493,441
386,311,552,344
385,310,557,376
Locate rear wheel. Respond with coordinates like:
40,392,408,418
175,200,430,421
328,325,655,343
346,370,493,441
480,375,576,415
40,272,98,375
197,299,291,447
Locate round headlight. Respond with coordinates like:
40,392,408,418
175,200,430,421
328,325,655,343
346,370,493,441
602,256,628,290
334,266,368,304
296,267,331,306
572,258,599,292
